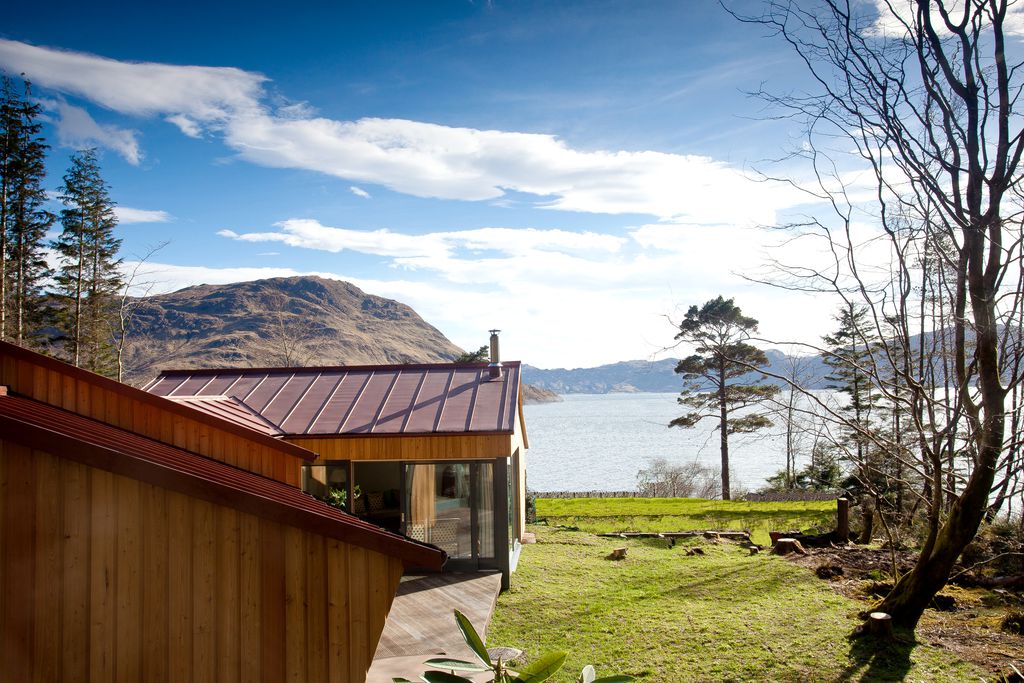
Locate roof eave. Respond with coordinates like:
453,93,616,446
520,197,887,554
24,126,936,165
0,402,445,570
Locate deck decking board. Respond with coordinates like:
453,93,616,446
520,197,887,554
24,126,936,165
371,572,502,660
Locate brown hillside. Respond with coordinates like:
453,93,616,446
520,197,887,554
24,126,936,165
123,276,463,384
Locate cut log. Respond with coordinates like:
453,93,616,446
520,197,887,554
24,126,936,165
597,530,751,541
866,612,894,639
608,547,628,560
771,538,807,555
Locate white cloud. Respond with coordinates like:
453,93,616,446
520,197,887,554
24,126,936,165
224,115,804,222
52,101,141,164
349,186,371,199
867,0,1024,38
0,39,809,222
220,219,626,262
115,207,173,224
208,218,854,365
0,39,265,121
165,114,202,138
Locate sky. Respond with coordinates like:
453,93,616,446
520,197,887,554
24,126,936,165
2,0,909,368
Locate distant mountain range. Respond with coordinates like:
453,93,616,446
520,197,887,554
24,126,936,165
523,350,831,395
121,275,561,403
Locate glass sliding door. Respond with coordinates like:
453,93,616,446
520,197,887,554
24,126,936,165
476,463,494,559
402,461,499,568
404,463,473,561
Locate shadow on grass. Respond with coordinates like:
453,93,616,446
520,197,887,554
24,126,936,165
838,632,915,683
658,556,796,598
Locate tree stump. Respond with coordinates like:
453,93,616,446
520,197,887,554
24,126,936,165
865,612,894,639
771,538,807,555
608,547,627,560
749,546,760,556
837,497,850,543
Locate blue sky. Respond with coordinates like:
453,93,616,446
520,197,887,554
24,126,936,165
3,0,885,368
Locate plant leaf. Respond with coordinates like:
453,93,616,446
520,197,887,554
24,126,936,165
593,676,636,682
424,658,490,672
513,651,567,682
422,671,476,683
579,664,596,683
454,609,492,667
391,678,415,683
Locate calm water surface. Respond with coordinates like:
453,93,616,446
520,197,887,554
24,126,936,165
523,393,795,493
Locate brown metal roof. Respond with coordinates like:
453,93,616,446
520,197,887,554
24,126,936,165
0,391,446,570
0,339,315,462
166,395,284,437
145,362,522,437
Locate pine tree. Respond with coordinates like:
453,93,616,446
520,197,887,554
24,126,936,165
0,76,19,340
670,296,779,500
6,79,53,345
53,148,122,374
821,303,879,463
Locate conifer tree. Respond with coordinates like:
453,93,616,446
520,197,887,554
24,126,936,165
821,303,879,466
53,148,122,373
5,79,53,345
0,77,15,341
670,296,779,500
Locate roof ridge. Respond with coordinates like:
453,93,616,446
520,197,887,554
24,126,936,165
156,360,523,376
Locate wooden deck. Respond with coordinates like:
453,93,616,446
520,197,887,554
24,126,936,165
373,572,503,659
366,572,503,682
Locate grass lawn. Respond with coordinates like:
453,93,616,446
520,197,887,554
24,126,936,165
536,496,837,546
487,525,985,682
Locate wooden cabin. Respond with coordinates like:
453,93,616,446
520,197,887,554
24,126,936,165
0,340,445,683
146,356,529,588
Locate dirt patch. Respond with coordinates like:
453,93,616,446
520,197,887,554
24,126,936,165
787,545,1024,678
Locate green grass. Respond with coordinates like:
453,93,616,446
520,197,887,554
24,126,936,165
488,525,984,682
536,497,837,546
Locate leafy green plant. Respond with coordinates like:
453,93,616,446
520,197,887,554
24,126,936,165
317,484,360,512
393,610,632,683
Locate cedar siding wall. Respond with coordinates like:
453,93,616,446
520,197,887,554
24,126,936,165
290,433,514,461
0,441,404,683
0,349,305,487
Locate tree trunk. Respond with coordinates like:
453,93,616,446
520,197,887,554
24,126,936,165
73,223,84,367
876,426,1002,628
718,358,730,500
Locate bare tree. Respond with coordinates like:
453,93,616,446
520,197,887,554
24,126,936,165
768,353,824,488
244,292,331,367
636,458,721,499
729,0,1024,630
111,241,168,383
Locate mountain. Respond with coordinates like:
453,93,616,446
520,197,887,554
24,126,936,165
122,275,562,404
123,276,465,384
523,358,682,394
522,350,831,395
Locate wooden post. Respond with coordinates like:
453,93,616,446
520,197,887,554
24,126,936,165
837,497,850,543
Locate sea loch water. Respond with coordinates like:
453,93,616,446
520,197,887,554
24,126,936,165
523,393,796,494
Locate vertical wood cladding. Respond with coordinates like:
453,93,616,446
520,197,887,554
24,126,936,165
0,440,405,683
0,350,305,487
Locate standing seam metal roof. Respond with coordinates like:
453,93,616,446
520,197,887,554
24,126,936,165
145,362,522,437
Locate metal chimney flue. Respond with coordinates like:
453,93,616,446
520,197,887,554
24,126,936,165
488,329,502,379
